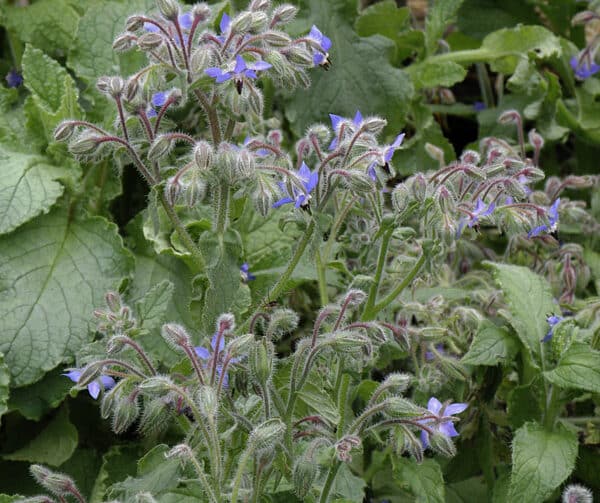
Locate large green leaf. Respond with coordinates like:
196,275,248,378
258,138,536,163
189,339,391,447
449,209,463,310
67,0,154,85
3,406,77,466
0,146,68,235
393,458,444,503
285,0,413,137
0,208,133,386
544,342,600,393
424,0,464,57
3,0,80,57
354,1,410,43
486,263,556,366
462,322,518,366
406,61,467,90
457,0,538,40
135,280,175,331
90,445,143,503
22,45,83,145
509,422,578,503
330,464,367,503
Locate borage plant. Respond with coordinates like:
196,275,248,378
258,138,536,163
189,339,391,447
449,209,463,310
12,0,600,502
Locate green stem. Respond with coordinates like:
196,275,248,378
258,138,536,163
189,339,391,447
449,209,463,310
543,385,561,431
362,228,393,320
240,220,316,332
426,48,494,65
231,445,255,503
336,370,350,439
318,461,341,503
322,195,357,261
215,183,230,237
158,191,206,271
194,89,222,144
363,253,426,321
315,249,329,305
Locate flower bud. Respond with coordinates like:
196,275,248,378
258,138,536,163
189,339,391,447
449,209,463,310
156,0,179,20
137,32,163,51
148,134,174,160
262,30,292,46
265,308,299,340
125,15,145,31
285,46,314,67
250,418,285,451
15,497,55,503
380,373,412,395
249,339,273,386
562,484,593,503
362,117,387,135
252,178,275,216
192,3,211,21
347,171,375,194
161,323,191,348
192,140,213,170
190,48,211,74
435,185,454,213
236,148,256,178
124,77,139,102
165,175,184,206
385,397,424,417
293,457,318,499
217,313,235,333
411,173,427,202
112,392,140,433
425,142,445,166
528,128,544,150
344,289,367,307
100,381,120,419
247,87,265,117
53,121,76,142
250,0,270,11
227,333,254,357
69,132,102,156
30,465,76,496
138,375,173,392
165,443,193,460
392,183,410,215
195,385,218,418
138,397,171,436
231,11,253,34
498,109,521,125
271,4,298,25
106,335,129,355
249,11,268,32
429,430,456,457
113,32,137,52
133,493,158,503
460,149,480,165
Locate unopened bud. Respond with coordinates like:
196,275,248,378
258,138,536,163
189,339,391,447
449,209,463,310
30,465,76,496
285,46,314,67
362,117,387,135
113,32,137,52
195,385,218,418
249,0,270,11
137,32,163,51
460,149,480,165
249,11,268,32
498,109,521,125
192,4,211,21
411,174,427,202
247,87,264,116
344,289,367,307
165,443,193,460
562,484,593,503
425,142,445,166
69,132,102,155
428,430,456,457
161,323,191,348
190,48,211,73
15,496,55,503
385,397,424,417
112,392,140,433
236,148,256,178
293,457,318,499
250,418,285,450
265,308,299,340
249,339,273,386
564,175,593,189
392,183,410,215
231,11,253,34
148,134,173,160
528,128,544,150
165,175,184,206
347,171,375,194
156,0,179,20
138,397,171,436
105,291,121,312
126,15,145,31
138,375,173,392
193,140,213,170
262,30,292,46
436,186,454,213
572,10,599,26
106,335,129,355
380,373,412,395
124,78,139,101
271,4,298,25
54,121,76,142
227,333,254,357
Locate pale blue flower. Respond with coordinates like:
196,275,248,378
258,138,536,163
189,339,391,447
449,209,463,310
205,55,272,84
64,369,116,400
273,162,319,208
419,397,468,448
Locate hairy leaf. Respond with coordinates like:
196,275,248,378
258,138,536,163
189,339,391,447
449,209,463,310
393,458,445,503
0,209,133,386
3,406,77,466
509,422,577,502
462,322,518,366
544,342,600,393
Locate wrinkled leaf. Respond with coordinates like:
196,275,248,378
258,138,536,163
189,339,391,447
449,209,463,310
393,457,445,503
544,342,600,393
462,322,518,366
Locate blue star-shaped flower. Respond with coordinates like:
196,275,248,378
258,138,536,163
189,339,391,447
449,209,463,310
272,162,319,208
570,55,600,80
5,69,22,88
456,199,496,237
64,369,116,399
240,262,256,282
195,334,239,388
328,111,363,150
368,132,405,180
542,314,564,343
419,397,468,448
528,198,560,238
205,55,272,84
307,25,332,66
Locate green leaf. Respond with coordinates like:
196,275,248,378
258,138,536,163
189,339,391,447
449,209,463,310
407,61,467,90
355,1,410,42
0,146,68,235
462,322,518,366
446,477,488,503
330,464,366,503
58,448,103,500
0,208,133,386
393,458,444,503
7,369,71,421
285,0,413,137
3,0,80,57
3,406,77,466
0,354,9,426
544,342,600,393
67,0,154,85
486,263,556,365
509,422,578,503
425,0,464,56
457,0,538,40
481,25,562,74
90,445,143,503
135,280,175,331
507,383,543,428
22,45,83,145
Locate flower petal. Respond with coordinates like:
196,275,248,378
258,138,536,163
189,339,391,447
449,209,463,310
219,13,230,34
88,381,101,400
152,91,168,107
420,429,430,448
353,110,363,126
179,12,193,30
250,61,272,71
444,402,468,416
439,421,459,437
64,370,82,383
234,55,247,74
195,346,211,359
100,375,116,390
272,197,294,208
329,114,343,131
427,397,443,415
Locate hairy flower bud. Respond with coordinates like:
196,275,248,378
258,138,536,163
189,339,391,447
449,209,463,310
195,385,218,418
137,32,163,51
347,171,375,194
217,313,235,333
285,46,314,67
133,493,158,503
250,0,270,11
249,339,273,386
562,484,593,503
125,15,145,31
138,375,173,392
571,11,599,26
148,134,174,160
249,11,268,32
265,308,299,340
428,430,456,457
192,3,211,21
124,77,139,101
380,373,412,395
113,32,137,52
112,391,140,433
69,132,102,156
156,0,179,20
250,418,285,451
54,121,77,142
271,4,298,25
161,323,191,348
392,183,410,215
498,109,521,125
30,465,76,497
411,174,427,202
262,30,292,46
425,142,445,166
293,457,318,499
227,333,254,357
385,397,424,417
362,117,387,135
231,11,253,34
252,178,275,216
138,397,171,436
